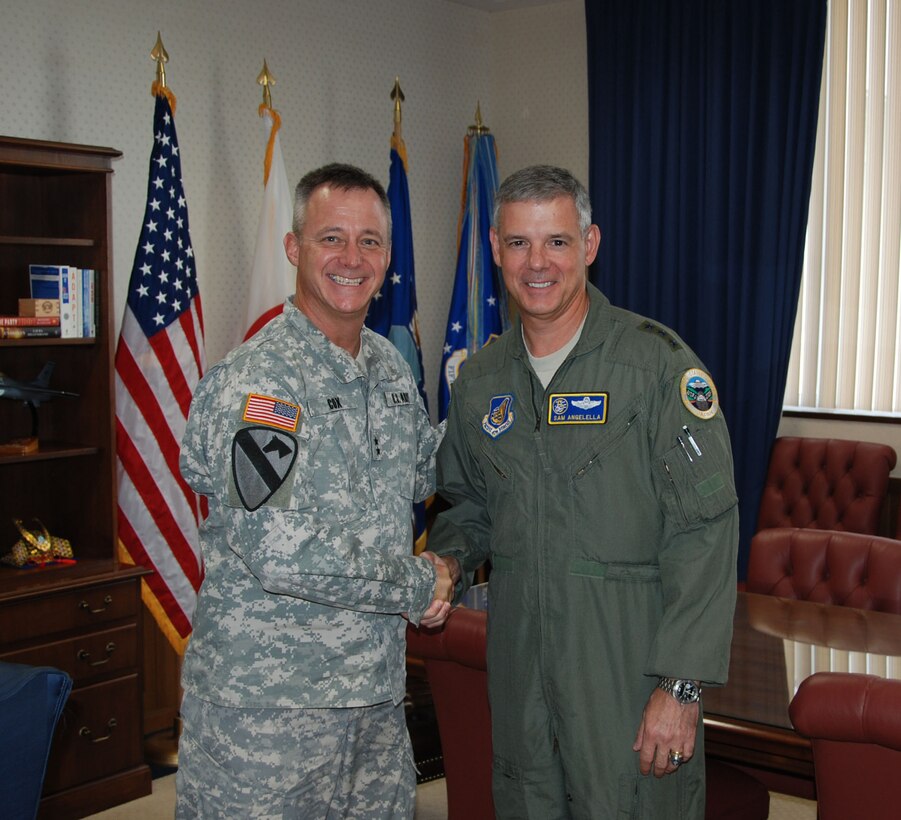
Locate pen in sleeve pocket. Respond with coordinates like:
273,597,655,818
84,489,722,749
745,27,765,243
682,426,703,456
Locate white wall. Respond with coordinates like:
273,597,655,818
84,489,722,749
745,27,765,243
0,0,588,420
13,0,891,478
490,2,589,184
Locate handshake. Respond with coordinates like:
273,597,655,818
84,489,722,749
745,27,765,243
416,551,461,629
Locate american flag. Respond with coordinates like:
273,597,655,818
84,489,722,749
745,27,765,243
242,393,300,432
115,88,206,653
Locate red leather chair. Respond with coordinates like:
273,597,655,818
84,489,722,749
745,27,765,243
747,527,901,614
756,437,896,533
789,672,901,820
407,607,769,820
407,608,493,819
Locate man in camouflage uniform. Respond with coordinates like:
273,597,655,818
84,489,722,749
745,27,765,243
176,164,453,818
430,166,738,818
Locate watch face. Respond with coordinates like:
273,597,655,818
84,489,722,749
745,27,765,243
673,680,700,703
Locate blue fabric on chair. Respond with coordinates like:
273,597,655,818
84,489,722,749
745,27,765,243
0,661,72,820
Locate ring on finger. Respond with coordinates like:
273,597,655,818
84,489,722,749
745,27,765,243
668,749,684,767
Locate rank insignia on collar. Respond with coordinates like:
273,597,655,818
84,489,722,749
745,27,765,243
548,393,608,425
680,369,719,419
482,394,514,439
232,427,298,511
242,393,301,432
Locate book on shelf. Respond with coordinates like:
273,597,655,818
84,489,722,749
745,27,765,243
0,315,60,326
18,298,60,317
28,264,62,299
82,268,96,337
64,265,79,339
0,325,62,339
27,264,96,338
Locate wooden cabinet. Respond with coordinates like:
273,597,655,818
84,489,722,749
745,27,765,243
0,136,152,817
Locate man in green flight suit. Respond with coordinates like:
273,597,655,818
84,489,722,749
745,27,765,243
430,165,739,819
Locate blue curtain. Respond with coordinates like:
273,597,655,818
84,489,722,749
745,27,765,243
585,0,827,578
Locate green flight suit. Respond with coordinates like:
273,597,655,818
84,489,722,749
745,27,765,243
430,283,739,819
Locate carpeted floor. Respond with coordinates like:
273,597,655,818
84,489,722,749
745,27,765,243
86,773,817,819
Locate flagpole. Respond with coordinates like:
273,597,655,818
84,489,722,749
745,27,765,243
361,77,430,550
470,100,489,135
390,76,408,168
258,58,274,110
151,32,168,89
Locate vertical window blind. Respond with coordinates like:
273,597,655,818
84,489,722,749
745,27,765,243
783,640,901,700
784,0,901,413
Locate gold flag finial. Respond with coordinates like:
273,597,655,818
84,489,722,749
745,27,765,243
257,59,276,109
391,77,405,140
469,101,490,135
151,32,169,89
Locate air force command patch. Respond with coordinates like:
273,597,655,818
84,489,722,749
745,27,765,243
232,427,298,511
680,368,719,419
482,394,514,438
548,393,608,425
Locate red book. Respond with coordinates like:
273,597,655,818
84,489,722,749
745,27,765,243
0,315,61,326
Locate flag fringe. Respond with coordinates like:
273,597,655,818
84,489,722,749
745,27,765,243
456,136,471,245
118,539,190,656
258,104,282,187
390,133,408,171
151,82,177,115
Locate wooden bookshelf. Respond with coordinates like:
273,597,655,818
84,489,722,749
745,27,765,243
0,136,151,817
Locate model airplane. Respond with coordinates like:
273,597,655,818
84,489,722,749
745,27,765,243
0,362,79,406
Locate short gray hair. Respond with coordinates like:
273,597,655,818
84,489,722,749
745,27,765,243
493,165,592,235
292,162,391,237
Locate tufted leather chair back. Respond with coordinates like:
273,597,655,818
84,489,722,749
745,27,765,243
747,527,901,613
790,672,901,820
756,437,896,533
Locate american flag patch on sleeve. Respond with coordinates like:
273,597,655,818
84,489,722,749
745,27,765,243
242,393,301,432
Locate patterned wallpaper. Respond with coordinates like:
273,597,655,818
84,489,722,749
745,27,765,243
0,0,587,419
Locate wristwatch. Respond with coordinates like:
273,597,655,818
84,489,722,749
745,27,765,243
657,677,702,704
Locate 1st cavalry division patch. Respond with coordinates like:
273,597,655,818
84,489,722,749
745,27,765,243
680,369,719,420
232,427,298,511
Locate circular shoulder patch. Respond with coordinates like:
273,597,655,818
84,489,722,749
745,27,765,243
680,368,719,420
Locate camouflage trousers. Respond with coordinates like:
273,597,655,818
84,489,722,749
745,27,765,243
176,693,416,819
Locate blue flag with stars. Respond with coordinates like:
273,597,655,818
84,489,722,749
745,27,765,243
365,135,430,549
439,132,509,420
366,137,428,412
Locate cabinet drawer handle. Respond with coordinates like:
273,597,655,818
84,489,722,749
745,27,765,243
79,718,118,743
79,595,113,614
77,642,117,666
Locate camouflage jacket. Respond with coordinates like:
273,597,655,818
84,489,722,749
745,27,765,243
179,299,440,708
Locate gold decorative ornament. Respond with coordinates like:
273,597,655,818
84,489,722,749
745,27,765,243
2,519,75,568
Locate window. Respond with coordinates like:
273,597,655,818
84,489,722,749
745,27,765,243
784,0,901,414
